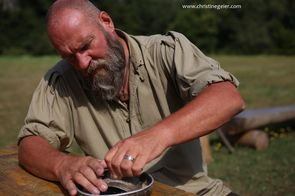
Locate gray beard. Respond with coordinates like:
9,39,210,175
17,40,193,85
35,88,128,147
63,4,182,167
85,34,125,101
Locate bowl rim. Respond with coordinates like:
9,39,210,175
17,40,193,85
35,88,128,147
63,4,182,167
76,172,154,196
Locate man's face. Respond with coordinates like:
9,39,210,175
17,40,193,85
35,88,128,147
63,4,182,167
85,30,125,101
48,10,125,100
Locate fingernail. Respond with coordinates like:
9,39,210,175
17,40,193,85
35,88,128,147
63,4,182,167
100,184,107,191
97,168,103,175
70,189,76,196
93,188,100,194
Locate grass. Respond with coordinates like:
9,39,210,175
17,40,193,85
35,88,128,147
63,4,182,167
0,56,59,147
209,125,295,196
0,55,294,195
213,55,295,108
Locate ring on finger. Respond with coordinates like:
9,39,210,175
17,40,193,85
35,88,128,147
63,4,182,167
123,154,136,162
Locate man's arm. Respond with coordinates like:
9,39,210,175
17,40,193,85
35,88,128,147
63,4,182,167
105,81,245,178
18,136,108,195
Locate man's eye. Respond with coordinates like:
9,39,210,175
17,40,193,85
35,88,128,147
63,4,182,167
80,44,89,52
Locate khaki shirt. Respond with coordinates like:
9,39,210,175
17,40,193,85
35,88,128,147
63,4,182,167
18,30,238,195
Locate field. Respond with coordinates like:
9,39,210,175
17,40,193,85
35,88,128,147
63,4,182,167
0,55,294,195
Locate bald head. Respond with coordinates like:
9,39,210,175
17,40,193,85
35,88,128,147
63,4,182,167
47,0,100,31
45,0,127,101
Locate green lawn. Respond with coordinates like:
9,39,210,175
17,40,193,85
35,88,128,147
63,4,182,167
214,55,295,108
0,56,59,147
0,55,294,195
209,127,295,196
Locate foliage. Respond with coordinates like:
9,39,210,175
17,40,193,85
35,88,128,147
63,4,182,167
0,0,294,55
0,0,54,55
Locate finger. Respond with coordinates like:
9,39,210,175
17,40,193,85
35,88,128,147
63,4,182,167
73,172,100,195
100,160,108,168
79,166,99,184
64,179,77,196
120,152,137,177
131,155,146,176
120,159,134,177
95,178,108,192
108,150,128,179
105,145,122,179
88,160,107,177
104,145,119,167
79,166,108,192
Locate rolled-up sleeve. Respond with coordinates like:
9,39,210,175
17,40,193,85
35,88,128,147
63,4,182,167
160,31,239,102
17,70,73,151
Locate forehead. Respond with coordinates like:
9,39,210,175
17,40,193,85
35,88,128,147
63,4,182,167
48,9,101,51
49,9,89,38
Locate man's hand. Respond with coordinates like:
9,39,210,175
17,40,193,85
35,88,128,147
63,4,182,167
104,128,168,179
18,136,108,196
56,155,108,195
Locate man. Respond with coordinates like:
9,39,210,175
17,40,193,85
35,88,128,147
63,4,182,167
18,0,244,195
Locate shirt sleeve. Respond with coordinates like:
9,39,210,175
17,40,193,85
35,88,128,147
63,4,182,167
17,68,74,151
160,31,239,102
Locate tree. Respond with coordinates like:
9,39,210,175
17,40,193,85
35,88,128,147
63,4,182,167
0,0,19,11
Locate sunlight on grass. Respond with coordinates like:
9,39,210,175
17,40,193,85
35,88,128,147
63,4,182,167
213,55,295,108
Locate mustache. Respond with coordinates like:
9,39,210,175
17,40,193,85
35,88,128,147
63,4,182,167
87,59,108,77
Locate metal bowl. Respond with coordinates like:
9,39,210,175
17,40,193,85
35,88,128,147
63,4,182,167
77,172,154,196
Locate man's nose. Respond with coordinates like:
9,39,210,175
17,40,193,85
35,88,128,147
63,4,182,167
75,53,91,70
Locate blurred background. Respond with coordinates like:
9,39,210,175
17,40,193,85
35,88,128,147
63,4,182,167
1,0,295,55
0,0,294,195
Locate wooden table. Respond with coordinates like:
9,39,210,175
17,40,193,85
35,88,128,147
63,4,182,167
0,146,194,195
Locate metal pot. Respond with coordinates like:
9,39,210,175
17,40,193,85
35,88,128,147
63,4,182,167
77,172,154,196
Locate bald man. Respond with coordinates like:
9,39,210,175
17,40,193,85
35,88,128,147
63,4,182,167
18,0,244,195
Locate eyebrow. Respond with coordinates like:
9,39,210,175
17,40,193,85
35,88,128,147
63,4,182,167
77,36,94,52
60,35,95,59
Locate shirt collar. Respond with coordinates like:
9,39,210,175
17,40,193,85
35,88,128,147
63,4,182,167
115,29,144,69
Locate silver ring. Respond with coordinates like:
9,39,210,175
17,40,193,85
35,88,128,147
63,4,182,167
123,154,136,162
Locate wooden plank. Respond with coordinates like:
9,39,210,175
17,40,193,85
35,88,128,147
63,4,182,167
221,105,295,135
152,181,194,196
0,147,193,195
0,148,64,195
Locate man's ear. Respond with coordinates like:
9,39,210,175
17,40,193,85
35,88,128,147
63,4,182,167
98,11,115,33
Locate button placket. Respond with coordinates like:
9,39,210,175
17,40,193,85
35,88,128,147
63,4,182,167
128,62,145,134
134,64,145,83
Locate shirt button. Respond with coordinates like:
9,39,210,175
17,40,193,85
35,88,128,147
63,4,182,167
139,76,145,82
126,118,130,123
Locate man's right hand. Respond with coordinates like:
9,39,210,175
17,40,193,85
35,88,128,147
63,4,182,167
18,136,108,196
56,155,108,195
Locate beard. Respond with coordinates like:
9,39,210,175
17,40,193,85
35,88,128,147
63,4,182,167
85,32,125,101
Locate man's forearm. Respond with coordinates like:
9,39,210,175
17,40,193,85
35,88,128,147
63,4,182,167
18,136,67,181
154,81,245,148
